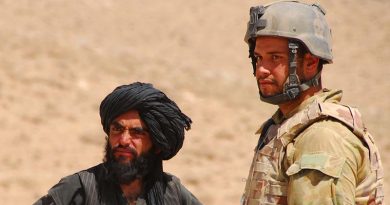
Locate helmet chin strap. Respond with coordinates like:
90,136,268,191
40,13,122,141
259,40,321,105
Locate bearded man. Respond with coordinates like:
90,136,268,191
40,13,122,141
34,82,202,205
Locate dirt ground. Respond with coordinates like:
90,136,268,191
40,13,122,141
0,0,389,204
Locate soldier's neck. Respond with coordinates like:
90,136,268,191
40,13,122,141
278,86,321,117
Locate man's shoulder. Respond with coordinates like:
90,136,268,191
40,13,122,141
163,172,182,187
298,118,357,142
293,98,365,138
77,163,106,180
49,173,82,194
47,164,104,204
162,172,203,205
54,163,104,186
46,173,84,205
285,114,364,179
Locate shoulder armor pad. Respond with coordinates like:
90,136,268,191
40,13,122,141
318,102,366,137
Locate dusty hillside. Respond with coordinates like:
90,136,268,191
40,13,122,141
0,0,389,204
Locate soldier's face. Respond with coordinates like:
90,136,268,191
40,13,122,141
108,110,153,164
254,36,290,97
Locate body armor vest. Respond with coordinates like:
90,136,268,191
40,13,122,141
241,100,384,205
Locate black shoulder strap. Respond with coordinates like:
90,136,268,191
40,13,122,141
255,118,275,150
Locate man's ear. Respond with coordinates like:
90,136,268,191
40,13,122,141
303,53,320,78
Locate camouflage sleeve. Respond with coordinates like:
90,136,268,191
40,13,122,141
285,119,368,205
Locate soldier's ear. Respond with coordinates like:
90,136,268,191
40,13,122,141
303,53,320,77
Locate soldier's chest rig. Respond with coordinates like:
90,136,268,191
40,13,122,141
241,100,384,205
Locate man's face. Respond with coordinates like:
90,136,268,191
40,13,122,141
254,36,290,97
108,110,153,164
104,110,156,184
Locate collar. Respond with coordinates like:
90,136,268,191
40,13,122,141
273,88,343,124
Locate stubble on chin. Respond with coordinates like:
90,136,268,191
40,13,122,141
258,81,284,97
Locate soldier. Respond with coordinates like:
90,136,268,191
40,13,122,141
34,82,202,205
241,1,383,205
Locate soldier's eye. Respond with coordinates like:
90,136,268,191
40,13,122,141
255,55,262,63
272,55,281,61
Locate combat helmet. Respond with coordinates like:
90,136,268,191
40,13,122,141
245,1,333,104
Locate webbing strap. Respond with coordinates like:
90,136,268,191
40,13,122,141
253,161,271,172
266,184,288,196
256,118,275,150
299,70,321,91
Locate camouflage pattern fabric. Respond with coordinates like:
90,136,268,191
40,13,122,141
242,89,384,205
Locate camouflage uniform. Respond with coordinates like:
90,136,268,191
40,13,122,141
242,1,384,204
241,89,384,205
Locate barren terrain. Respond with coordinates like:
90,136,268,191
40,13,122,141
0,0,389,204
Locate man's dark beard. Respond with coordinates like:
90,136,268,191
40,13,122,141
103,140,158,185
